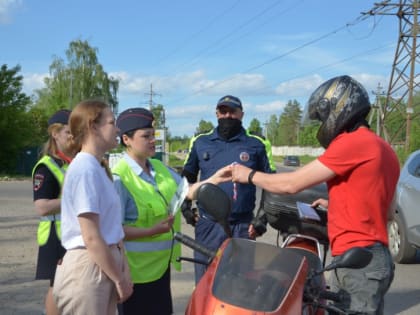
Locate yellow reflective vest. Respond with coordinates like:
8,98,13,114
32,156,67,246
113,158,181,283
246,130,276,172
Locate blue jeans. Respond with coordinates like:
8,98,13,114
329,243,395,315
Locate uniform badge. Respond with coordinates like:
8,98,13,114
34,174,44,191
239,152,250,162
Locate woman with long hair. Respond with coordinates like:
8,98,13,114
32,109,73,315
53,100,133,314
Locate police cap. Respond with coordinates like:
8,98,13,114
48,109,71,126
216,95,243,110
117,107,154,135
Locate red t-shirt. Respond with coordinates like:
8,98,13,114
318,127,400,256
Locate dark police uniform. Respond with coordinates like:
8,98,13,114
183,127,275,283
33,157,67,285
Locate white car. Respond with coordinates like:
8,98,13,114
388,149,420,263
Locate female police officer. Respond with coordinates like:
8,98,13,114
32,109,73,315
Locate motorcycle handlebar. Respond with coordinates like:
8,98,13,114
174,232,217,259
307,291,346,314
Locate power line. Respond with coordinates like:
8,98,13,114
177,0,304,72
168,11,373,105
272,42,394,85
151,0,242,68
159,0,291,76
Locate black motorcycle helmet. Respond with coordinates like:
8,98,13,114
308,75,371,148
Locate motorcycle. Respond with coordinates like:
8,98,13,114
175,183,372,315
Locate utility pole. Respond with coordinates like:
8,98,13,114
364,1,420,152
144,83,161,110
369,83,387,138
144,84,168,163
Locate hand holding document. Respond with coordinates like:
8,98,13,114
168,177,189,216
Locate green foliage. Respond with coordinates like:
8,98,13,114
195,119,214,135
168,153,185,169
34,39,119,117
368,92,420,153
266,114,279,145
25,106,50,149
169,138,190,152
409,118,420,152
151,104,166,129
394,147,410,166
408,93,420,152
0,64,32,173
299,121,320,146
248,118,263,136
277,99,302,145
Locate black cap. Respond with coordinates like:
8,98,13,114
216,95,242,110
117,107,154,135
48,109,71,126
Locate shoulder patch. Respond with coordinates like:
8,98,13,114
33,174,44,191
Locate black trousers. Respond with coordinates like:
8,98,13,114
119,267,173,315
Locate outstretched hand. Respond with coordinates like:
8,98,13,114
210,165,233,184
231,164,252,184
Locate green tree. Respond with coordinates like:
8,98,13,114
407,92,420,152
195,119,214,135
0,64,32,173
151,104,166,129
266,114,279,145
299,121,320,146
248,118,263,137
34,39,119,118
278,99,302,145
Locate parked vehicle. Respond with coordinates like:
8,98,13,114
175,183,372,315
388,149,420,263
283,155,300,167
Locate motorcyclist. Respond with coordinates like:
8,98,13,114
227,75,399,314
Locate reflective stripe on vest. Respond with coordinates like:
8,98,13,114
32,156,67,245
40,214,62,221
112,158,181,283
246,130,276,172
124,239,175,252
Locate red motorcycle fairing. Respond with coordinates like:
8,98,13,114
185,238,311,315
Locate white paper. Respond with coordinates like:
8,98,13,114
296,201,321,221
168,177,189,216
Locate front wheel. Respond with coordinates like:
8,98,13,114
388,212,417,263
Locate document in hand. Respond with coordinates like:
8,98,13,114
296,201,321,222
168,177,189,216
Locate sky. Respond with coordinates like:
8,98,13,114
1,0,399,137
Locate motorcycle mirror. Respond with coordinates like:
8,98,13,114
324,247,373,272
196,183,232,237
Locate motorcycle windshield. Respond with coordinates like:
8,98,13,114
212,238,305,312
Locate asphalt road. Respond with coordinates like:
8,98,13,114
0,180,419,314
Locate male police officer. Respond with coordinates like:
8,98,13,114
181,95,275,283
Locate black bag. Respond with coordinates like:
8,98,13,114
261,187,329,245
